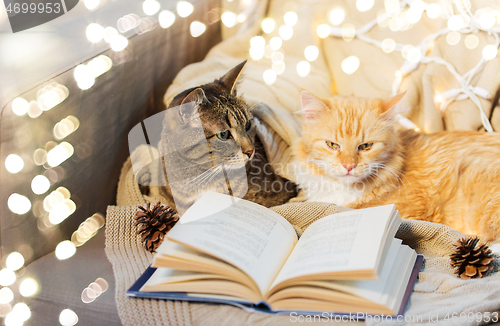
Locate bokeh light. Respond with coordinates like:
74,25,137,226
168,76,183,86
72,213,105,246
279,25,293,40
87,55,112,78
296,61,311,77
27,100,42,118
83,0,99,10
385,0,400,16
479,11,495,29
190,21,206,37
271,51,284,63
7,194,31,215
11,97,29,116
270,37,282,50
263,69,277,85
11,303,31,322
85,23,104,43
381,38,396,53
407,47,422,63
341,56,360,74
304,45,319,61
237,14,246,23
86,23,104,43
448,15,465,31
0,288,13,305
95,278,109,292
74,64,95,90
59,309,78,326
176,1,194,18
19,278,38,297
117,14,140,33
103,27,118,43
435,92,443,103
55,241,77,260
33,149,48,166
0,304,12,318
446,31,461,45
426,3,441,19
342,24,356,41
249,47,264,60
250,36,265,48
221,11,237,28
329,8,345,25
31,175,51,195
143,0,160,16
5,154,24,174
0,269,16,287
316,24,330,38
465,34,479,49
47,142,74,167
110,35,129,52
159,10,176,29
37,83,69,110
356,0,374,12
6,252,24,271
272,62,286,75
49,199,76,225
482,44,498,60
284,11,298,27
54,115,80,140
261,17,275,33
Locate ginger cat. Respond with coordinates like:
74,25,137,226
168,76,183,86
293,91,500,242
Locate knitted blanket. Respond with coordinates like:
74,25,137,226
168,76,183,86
105,158,500,326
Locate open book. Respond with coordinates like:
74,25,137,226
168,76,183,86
128,192,422,316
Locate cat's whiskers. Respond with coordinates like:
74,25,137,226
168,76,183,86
184,164,224,187
165,158,216,172
247,102,262,112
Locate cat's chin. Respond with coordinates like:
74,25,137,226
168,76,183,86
334,174,362,184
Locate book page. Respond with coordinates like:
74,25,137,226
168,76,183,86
270,205,396,288
315,238,403,302
163,192,298,296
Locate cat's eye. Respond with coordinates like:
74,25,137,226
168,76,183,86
358,143,373,151
326,141,340,150
245,120,252,131
216,130,230,140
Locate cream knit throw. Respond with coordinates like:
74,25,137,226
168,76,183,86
105,158,500,326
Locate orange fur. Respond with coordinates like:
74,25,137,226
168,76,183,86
294,91,500,241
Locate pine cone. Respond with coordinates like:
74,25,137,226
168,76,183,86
135,202,179,253
450,237,494,279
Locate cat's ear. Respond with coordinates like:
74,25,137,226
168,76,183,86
219,60,247,95
381,92,407,119
299,91,328,122
179,88,208,123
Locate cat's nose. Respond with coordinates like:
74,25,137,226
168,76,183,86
244,149,254,157
343,163,356,172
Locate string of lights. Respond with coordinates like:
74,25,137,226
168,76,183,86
321,0,500,132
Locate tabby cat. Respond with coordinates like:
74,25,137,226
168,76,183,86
153,61,296,215
293,90,500,242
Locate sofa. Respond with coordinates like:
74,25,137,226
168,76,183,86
0,0,221,324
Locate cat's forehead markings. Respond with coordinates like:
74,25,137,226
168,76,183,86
228,111,240,128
